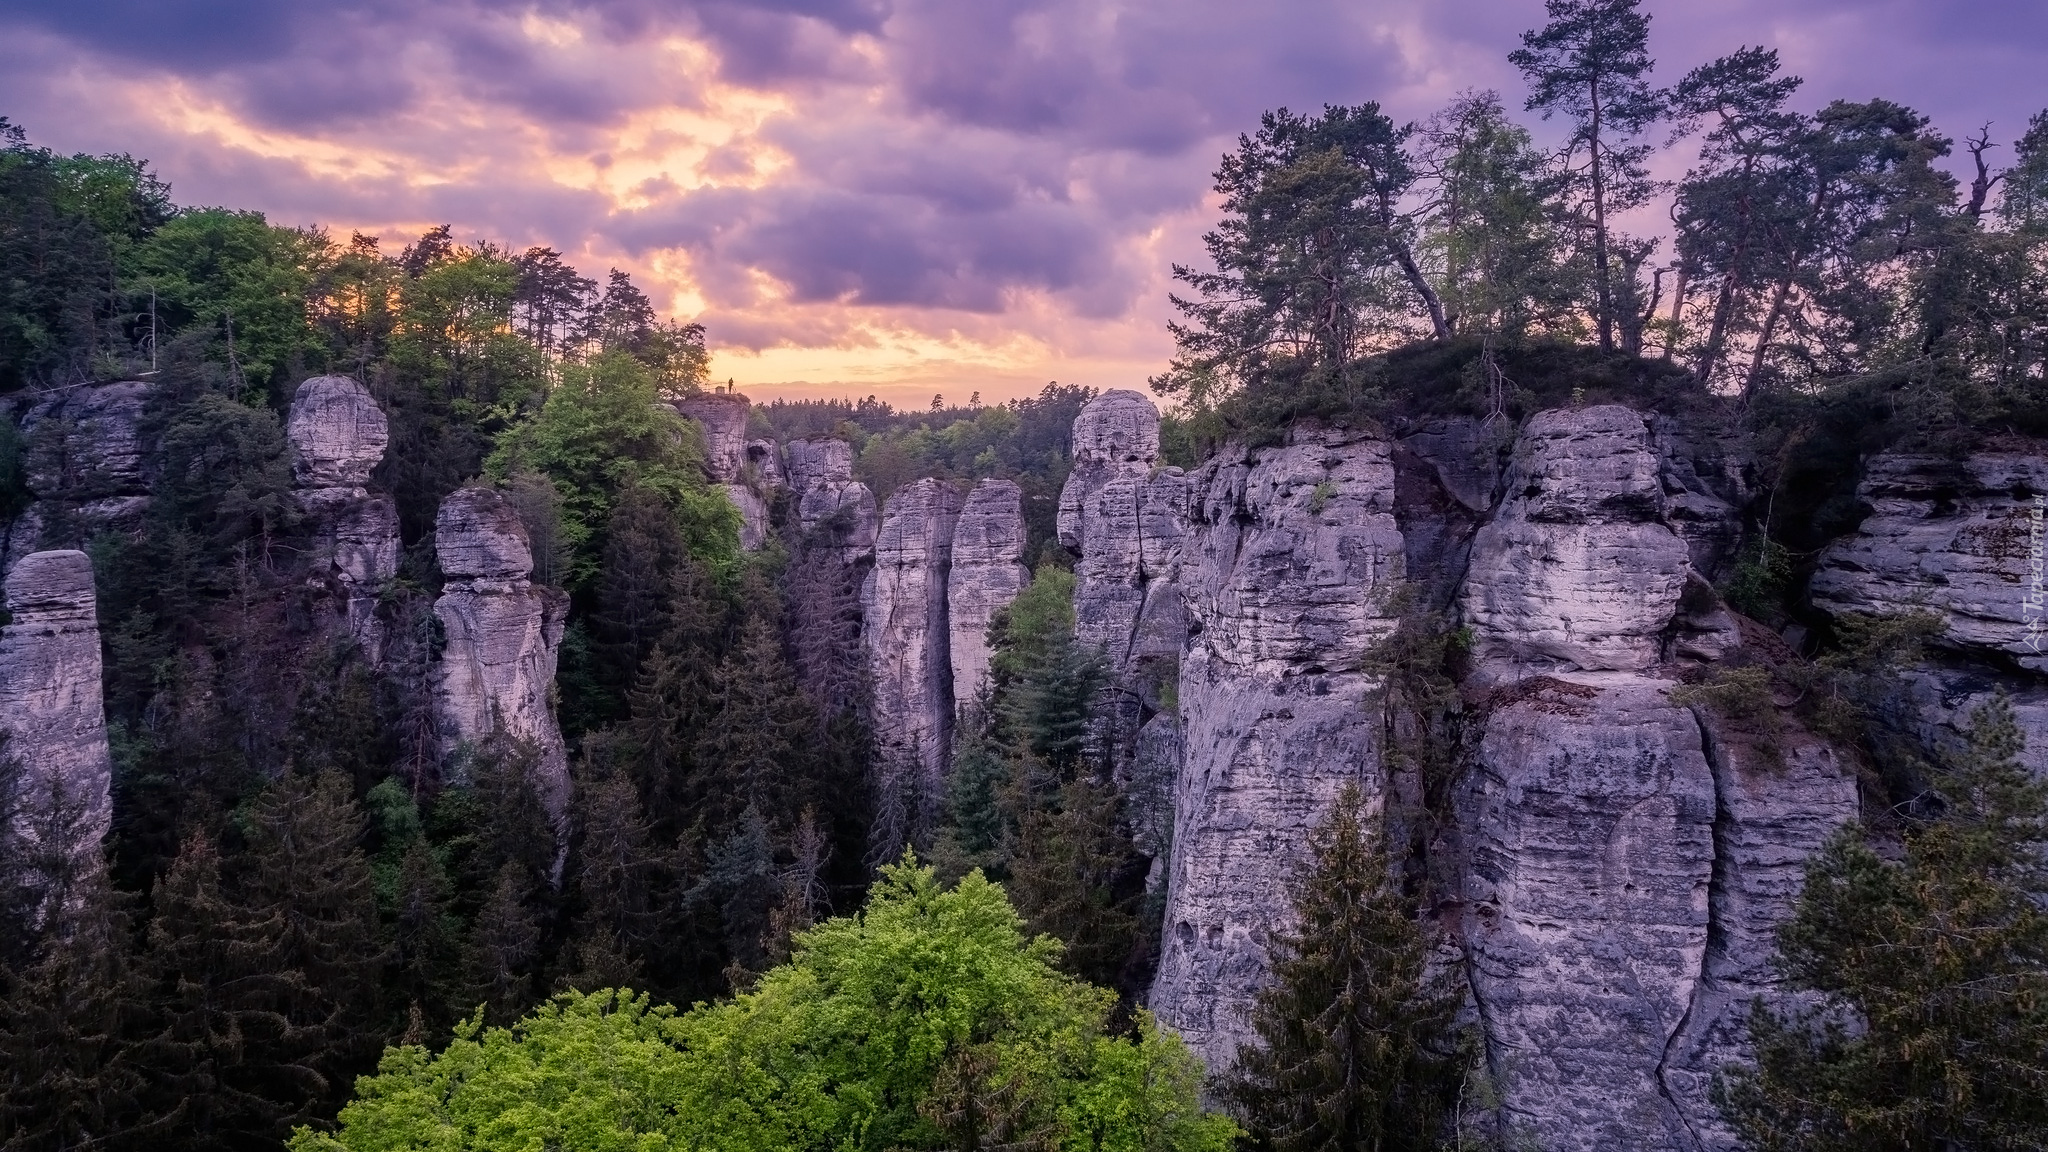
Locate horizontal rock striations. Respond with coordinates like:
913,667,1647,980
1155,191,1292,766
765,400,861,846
786,436,879,560
0,550,114,915
1151,425,1405,1074
1810,446,2048,761
861,478,962,855
946,479,1029,710
676,392,774,551
432,487,572,825
287,376,400,658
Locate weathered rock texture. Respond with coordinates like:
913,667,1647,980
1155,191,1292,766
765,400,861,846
677,393,774,550
1152,426,1405,1072
0,550,113,904
946,479,1029,709
287,376,400,657
432,488,572,823
861,479,962,849
1105,396,1870,1150
3,381,154,575
1058,390,1185,671
1810,446,2048,760
1461,405,1692,675
787,436,879,559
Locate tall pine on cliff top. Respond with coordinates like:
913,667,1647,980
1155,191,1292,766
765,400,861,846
1227,782,1462,1152
1716,697,2048,1150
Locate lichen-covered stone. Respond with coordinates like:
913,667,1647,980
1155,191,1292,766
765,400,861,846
1461,406,1692,674
946,479,1028,709
862,479,962,844
1151,426,1405,1074
0,550,113,903
433,488,571,823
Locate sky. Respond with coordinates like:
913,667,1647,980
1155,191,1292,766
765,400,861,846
3,0,2043,407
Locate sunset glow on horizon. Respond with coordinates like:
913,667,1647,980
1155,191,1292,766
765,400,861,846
5,0,2041,406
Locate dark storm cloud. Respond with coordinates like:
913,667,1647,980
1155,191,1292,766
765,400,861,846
4,0,2045,348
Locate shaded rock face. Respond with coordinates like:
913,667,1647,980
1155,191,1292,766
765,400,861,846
1152,426,1405,1072
946,479,1029,710
1461,405,1693,675
1460,677,1716,1150
4,382,154,574
432,488,571,824
1810,447,2048,765
862,479,962,850
1058,390,1185,672
676,393,775,551
286,376,399,657
787,436,879,560
1095,398,1853,1149
0,550,113,908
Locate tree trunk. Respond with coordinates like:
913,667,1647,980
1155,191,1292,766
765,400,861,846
1588,82,1614,351
1744,181,1831,400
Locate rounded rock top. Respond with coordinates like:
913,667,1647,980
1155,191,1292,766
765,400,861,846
1072,389,1160,466
435,488,534,581
287,375,390,487
4,549,97,619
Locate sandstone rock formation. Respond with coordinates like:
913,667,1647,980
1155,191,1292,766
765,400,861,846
3,381,154,575
787,436,879,560
676,393,773,550
286,376,400,657
1460,405,1693,675
861,478,962,850
946,479,1029,710
1810,446,2048,759
1057,390,1185,671
1152,425,1405,1072
0,550,113,908
433,487,572,824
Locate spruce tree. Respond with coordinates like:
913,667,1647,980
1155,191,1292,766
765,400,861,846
556,758,666,994
459,862,542,1026
1003,777,1141,990
0,859,161,1151
1227,783,1461,1152
140,772,384,1149
691,612,820,834
1716,697,2048,1150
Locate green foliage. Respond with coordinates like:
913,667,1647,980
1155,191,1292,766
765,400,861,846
487,350,738,588
1721,537,1795,621
129,209,327,396
299,859,1235,1152
1227,783,1464,1151
1716,698,2048,1149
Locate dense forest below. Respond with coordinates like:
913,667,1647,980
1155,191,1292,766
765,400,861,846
1,0,2046,1146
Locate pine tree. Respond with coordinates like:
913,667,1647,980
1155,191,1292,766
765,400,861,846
556,757,667,994
1716,697,2048,1150
696,806,779,988
1227,783,1462,1152
1510,0,1665,351
1003,777,1141,990
691,612,820,834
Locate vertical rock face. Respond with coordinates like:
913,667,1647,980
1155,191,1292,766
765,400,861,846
1460,678,1716,1150
0,550,113,901
946,479,1029,709
287,376,400,657
1460,405,1693,674
4,382,154,575
1152,426,1405,1073
676,393,774,551
432,488,571,823
1810,446,2048,761
787,436,879,560
1057,390,1185,669
862,478,963,849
